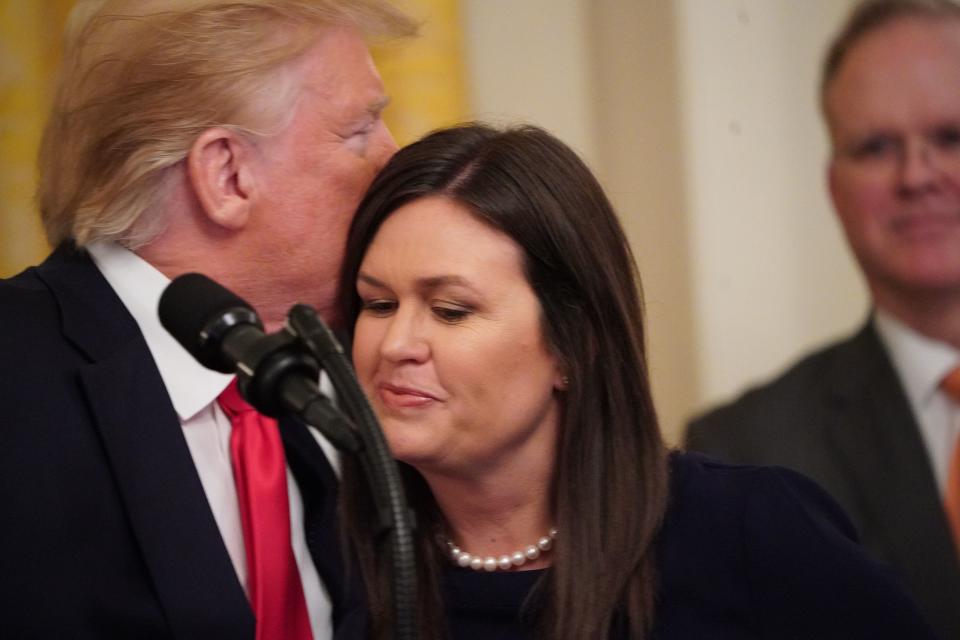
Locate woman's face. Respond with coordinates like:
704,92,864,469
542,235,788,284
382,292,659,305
352,196,564,479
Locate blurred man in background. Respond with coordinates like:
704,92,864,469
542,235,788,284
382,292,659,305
687,1,960,637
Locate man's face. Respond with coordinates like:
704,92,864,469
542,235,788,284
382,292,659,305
248,25,397,326
826,18,960,304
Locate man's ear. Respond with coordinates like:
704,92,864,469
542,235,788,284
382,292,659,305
187,127,253,230
827,160,841,211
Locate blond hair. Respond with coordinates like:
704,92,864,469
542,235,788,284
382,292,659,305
38,0,416,248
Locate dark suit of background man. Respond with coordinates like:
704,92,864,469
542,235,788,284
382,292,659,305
0,2,416,638
686,1,960,638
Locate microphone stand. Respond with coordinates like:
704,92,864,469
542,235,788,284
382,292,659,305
285,305,417,640
158,273,416,638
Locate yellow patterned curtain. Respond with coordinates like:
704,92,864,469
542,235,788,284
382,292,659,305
374,0,468,146
0,0,73,277
0,0,467,278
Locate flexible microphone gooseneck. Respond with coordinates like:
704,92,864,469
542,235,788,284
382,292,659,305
285,304,418,635
158,273,360,453
157,273,417,640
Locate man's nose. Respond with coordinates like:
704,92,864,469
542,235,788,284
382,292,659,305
898,138,941,197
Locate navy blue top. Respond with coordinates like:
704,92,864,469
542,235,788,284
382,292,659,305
440,453,936,639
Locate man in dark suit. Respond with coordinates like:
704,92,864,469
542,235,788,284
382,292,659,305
686,1,960,638
0,2,415,638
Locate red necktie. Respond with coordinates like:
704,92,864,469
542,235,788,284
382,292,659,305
217,379,313,640
941,367,960,558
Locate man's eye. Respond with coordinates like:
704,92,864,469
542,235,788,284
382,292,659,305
352,121,375,137
432,306,470,323
850,135,897,159
931,126,960,151
360,299,395,316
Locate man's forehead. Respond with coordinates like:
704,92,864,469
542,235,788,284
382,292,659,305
312,86,390,129
294,32,388,117
825,19,960,119
834,18,960,81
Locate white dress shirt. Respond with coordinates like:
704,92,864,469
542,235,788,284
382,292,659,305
87,241,336,640
875,310,960,498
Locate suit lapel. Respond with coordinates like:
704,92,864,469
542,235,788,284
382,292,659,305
38,247,254,639
821,321,959,604
280,419,362,628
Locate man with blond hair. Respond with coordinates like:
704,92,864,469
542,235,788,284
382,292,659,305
687,1,960,637
0,1,415,637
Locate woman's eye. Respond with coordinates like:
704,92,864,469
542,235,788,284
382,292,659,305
361,299,396,316
432,306,470,323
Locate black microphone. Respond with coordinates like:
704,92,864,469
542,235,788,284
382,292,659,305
161,274,417,639
158,273,361,452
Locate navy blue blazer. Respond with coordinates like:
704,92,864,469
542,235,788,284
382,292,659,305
0,245,357,639
439,453,935,639
686,321,960,639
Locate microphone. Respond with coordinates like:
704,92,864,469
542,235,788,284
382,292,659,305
158,273,361,452
160,273,417,639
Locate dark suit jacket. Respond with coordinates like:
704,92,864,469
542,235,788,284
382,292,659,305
435,453,935,639
686,320,960,640
0,245,359,639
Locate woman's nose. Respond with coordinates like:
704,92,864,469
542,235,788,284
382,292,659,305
379,309,429,364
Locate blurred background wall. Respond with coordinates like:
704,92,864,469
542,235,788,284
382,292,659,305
0,0,867,444
403,0,869,443
0,0,74,279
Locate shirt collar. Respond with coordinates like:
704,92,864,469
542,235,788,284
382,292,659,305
87,241,233,420
874,309,960,408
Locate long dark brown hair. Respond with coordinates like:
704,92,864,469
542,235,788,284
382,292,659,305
337,123,669,639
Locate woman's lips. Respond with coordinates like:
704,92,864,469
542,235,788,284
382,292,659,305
377,383,438,409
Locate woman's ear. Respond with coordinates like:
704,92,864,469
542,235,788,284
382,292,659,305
187,127,253,231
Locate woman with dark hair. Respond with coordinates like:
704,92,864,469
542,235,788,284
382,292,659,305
337,123,933,639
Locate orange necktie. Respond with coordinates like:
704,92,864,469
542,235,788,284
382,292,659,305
218,379,313,640
941,367,960,558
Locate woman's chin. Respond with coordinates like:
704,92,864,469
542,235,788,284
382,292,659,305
382,424,442,467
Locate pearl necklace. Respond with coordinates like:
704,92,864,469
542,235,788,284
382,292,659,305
442,527,558,572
